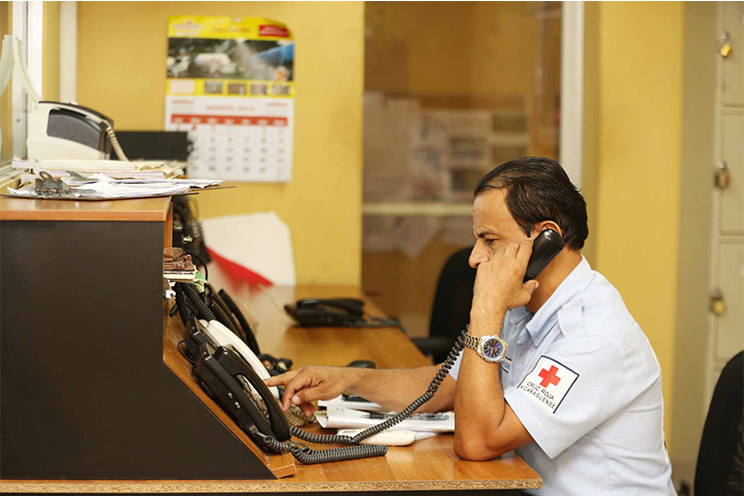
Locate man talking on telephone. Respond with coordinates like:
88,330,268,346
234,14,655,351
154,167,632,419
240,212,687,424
266,157,675,495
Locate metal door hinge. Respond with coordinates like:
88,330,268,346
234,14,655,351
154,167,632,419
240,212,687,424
710,290,726,317
715,162,731,190
720,31,733,58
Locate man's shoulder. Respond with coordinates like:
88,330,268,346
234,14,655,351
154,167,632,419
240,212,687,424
558,271,658,372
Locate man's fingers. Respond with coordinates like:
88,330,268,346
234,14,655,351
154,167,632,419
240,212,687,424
504,241,520,259
291,383,331,407
298,402,316,417
524,279,540,297
281,373,315,412
516,237,534,267
264,369,300,388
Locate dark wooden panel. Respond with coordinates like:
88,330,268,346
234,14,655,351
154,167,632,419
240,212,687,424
0,220,273,480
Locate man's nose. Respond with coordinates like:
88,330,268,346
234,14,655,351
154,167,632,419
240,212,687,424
469,245,489,268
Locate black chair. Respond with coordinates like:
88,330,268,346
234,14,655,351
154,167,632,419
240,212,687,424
411,247,476,363
695,351,743,496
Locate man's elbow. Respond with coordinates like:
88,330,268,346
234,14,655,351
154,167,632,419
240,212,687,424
453,433,509,461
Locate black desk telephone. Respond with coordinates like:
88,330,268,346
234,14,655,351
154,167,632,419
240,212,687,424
175,229,564,465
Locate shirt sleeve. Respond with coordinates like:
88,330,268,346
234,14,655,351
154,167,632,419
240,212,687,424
504,332,650,459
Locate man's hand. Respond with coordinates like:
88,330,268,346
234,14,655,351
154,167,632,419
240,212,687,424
264,366,359,416
470,239,539,333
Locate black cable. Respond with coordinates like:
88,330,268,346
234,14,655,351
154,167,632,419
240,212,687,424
208,285,249,345
220,289,261,355
257,330,466,462
251,429,387,465
366,315,407,334
210,296,244,340
185,250,209,280
346,329,465,444
177,339,195,365
174,283,194,324
182,283,215,321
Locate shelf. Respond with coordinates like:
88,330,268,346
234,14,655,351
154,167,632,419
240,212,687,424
162,305,297,479
362,202,472,217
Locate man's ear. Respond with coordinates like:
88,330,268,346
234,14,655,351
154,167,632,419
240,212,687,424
532,220,562,238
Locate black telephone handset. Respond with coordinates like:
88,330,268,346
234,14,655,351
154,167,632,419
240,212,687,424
188,320,292,446
184,318,387,463
524,228,565,282
193,338,292,445
284,298,365,327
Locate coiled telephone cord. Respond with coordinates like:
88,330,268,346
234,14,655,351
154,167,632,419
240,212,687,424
251,428,388,464
175,281,468,464
255,331,466,463
105,125,129,161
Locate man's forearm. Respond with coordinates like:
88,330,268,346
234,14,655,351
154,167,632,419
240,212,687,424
346,365,455,413
454,308,509,456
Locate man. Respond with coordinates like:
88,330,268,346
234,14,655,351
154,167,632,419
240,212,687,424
266,157,675,495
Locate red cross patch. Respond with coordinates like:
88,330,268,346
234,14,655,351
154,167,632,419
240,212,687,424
538,365,561,388
518,357,579,414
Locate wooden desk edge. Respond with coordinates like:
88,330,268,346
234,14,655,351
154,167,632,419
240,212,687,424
0,478,542,493
0,197,171,222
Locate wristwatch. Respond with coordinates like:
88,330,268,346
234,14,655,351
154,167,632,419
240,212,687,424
463,332,507,363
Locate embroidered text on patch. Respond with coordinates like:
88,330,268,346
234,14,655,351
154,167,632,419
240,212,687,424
517,356,579,414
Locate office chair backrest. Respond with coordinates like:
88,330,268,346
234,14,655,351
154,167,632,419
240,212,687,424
427,247,476,363
695,351,744,496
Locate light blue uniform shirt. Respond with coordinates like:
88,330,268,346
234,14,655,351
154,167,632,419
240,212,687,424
449,257,675,495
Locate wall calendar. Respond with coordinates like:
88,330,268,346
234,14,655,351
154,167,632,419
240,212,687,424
164,16,295,182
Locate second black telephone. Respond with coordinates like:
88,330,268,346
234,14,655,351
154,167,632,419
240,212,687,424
175,229,565,465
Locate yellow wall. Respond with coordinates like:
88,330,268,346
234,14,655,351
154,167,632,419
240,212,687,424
77,1,364,285
42,1,60,102
0,1,11,162
593,2,684,443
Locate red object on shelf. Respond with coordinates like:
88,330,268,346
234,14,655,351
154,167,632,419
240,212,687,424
207,247,273,287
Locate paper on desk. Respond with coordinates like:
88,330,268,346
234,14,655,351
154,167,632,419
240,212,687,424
12,157,138,171
8,179,191,199
201,212,296,286
316,406,454,433
318,395,389,413
64,173,221,189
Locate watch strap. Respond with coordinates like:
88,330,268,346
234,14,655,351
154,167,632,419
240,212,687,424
462,332,480,353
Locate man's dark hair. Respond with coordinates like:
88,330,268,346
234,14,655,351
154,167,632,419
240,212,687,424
473,157,588,250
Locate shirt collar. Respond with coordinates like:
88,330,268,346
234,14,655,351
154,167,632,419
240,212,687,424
523,256,594,346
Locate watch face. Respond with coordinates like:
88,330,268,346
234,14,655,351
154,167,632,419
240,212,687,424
482,337,506,362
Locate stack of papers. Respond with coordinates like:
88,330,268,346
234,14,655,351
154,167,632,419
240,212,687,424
12,157,184,179
6,158,222,200
317,395,454,438
316,406,455,433
164,247,197,282
0,163,22,190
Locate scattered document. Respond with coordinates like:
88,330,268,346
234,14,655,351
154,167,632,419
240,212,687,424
164,247,197,283
6,159,223,200
316,406,455,433
335,428,436,446
8,180,191,200
318,395,388,413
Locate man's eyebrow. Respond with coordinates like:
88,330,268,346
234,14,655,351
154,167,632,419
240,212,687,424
474,229,498,238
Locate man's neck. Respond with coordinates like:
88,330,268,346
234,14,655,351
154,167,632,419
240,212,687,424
525,249,583,314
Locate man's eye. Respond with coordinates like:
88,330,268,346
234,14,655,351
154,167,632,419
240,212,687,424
485,239,498,245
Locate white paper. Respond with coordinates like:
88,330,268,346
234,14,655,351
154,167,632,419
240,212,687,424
318,395,388,413
316,406,454,433
202,212,296,286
